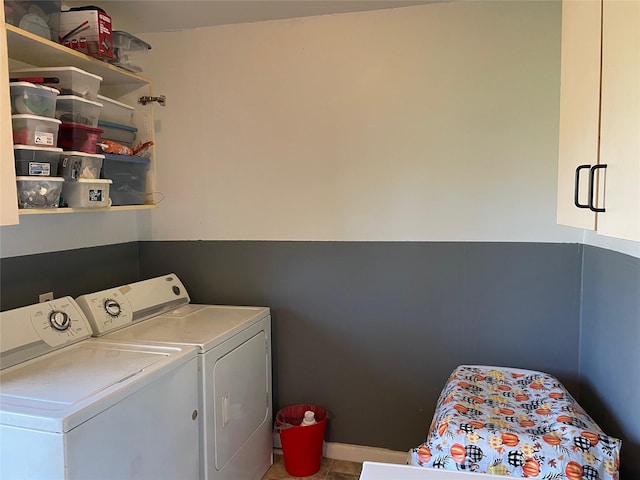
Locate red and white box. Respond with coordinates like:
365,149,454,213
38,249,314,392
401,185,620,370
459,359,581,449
54,9,113,59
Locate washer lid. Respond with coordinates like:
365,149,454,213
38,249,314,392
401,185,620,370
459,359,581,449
0,340,197,433
104,305,270,353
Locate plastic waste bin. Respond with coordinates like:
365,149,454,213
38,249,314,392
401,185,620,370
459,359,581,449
275,404,328,477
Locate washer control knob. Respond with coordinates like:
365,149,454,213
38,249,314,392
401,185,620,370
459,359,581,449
104,299,122,317
49,310,71,331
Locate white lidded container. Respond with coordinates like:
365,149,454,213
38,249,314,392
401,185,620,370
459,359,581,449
14,145,63,176
55,95,103,127
16,176,64,208
97,94,135,125
10,66,103,100
9,82,59,117
12,114,61,147
62,179,112,208
60,151,105,180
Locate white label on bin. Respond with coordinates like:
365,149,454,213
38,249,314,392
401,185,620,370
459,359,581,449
28,162,50,176
34,131,54,146
88,189,104,202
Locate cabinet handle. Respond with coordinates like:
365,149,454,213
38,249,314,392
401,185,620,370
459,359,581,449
574,164,591,209
588,164,607,213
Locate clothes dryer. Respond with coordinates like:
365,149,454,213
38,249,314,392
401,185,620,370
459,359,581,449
76,274,273,480
0,297,200,479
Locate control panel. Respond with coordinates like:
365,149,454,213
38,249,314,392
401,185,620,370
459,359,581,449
0,297,92,369
75,274,190,336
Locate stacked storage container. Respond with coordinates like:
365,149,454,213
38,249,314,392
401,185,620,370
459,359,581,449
97,94,150,205
9,80,63,208
10,66,110,208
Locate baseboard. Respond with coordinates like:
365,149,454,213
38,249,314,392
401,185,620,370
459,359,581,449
274,442,409,465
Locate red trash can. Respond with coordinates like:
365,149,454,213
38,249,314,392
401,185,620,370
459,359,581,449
275,404,328,477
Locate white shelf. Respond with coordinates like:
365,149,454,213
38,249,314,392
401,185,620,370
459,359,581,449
18,204,158,215
6,23,149,86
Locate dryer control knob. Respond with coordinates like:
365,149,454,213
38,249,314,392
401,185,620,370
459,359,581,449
104,299,122,317
49,310,71,331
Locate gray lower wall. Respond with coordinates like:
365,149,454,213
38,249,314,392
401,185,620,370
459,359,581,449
138,241,582,450
0,242,140,311
580,246,640,479
2,240,638,477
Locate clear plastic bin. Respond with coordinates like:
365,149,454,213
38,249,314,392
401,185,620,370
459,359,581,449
101,154,150,205
16,176,64,208
55,95,103,127
12,114,61,147
60,151,104,180
58,123,103,153
10,66,102,100
98,120,137,146
14,145,62,176
10,82,59,117
62,179,112,208
97,94,134,125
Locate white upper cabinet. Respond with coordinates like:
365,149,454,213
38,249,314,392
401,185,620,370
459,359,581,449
557,0,640,242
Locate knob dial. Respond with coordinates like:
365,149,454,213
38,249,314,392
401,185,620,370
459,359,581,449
49,310,71,331
104,299,122,317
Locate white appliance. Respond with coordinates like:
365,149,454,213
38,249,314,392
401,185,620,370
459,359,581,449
75,274,273,480
0,297,200,479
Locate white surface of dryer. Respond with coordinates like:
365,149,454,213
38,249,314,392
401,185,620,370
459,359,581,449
75,274,274,480
0,299,201,480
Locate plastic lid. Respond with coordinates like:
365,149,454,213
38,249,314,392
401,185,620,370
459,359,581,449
74,179,112,184
96,94,135,110
103,153,150,164
60,122,103,133
14,145,63,152
16,176,64,182
61,151,105,159
12,114,61,123
10,66,103,82
97,120,137,132
57,95,103,107
10,82,60,94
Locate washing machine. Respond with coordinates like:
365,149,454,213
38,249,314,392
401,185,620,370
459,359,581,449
0,296,200,479
75,273,273,480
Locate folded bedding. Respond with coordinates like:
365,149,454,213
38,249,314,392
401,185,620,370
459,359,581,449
410,365,621,479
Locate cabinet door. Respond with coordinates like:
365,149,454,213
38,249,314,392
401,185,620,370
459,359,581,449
1,13,19,226
597,0,640,242
556,0,602,231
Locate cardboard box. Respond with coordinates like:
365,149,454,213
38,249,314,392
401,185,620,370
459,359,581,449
54,9,113,59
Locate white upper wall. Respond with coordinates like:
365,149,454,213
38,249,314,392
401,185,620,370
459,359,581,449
3,1,639,257
138,0,582,243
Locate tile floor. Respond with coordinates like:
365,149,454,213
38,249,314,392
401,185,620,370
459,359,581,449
262,454,362,480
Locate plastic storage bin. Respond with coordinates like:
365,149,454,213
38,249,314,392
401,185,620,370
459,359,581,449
109,31,151,73
97,94,134,125
16,176,64,208
55,95,102,127
12,114,61,147
10,66,102,100
4,1,62,41
57,123,103,153
62,179,112,208
59,151,104,180
14,145,62,176
101,154,150,205
10,82,59,117
275,405,328,477
98,120,137,146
